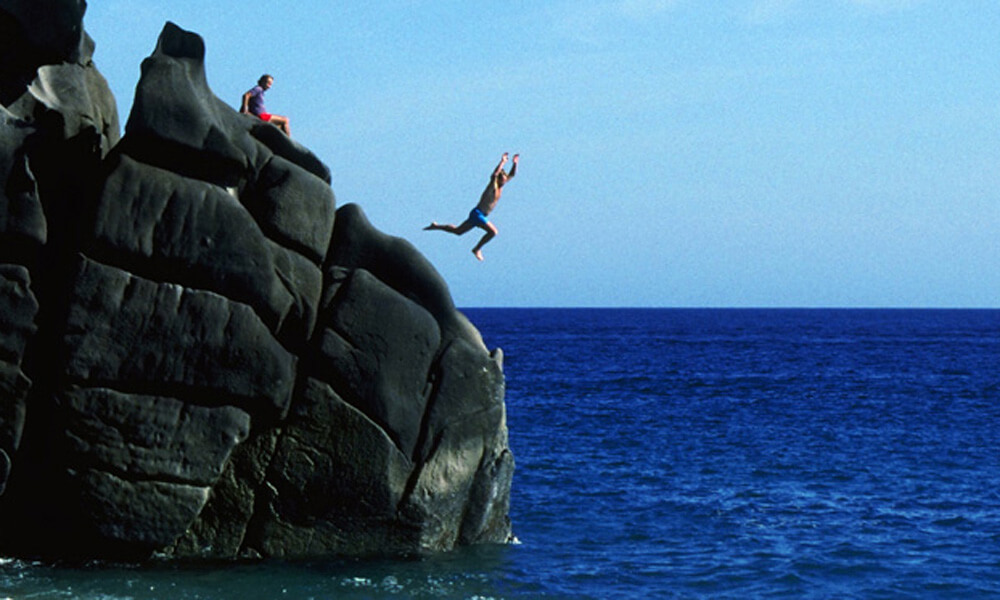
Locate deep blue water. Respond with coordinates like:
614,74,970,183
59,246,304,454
2,308,999,599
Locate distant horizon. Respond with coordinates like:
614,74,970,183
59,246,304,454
459,305,1000,310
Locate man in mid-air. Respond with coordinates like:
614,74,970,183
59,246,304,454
424,152,519,261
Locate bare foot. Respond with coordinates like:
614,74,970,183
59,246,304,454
423,222,438,231
473,249,484,261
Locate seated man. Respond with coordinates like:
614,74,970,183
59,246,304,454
241,74,290,136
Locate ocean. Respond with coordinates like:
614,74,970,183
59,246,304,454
2,308,999,599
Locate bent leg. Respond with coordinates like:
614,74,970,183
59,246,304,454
425,219,475,235
471,223,498,261
269,114,291,136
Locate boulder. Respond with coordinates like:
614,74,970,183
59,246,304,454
0,4,513,561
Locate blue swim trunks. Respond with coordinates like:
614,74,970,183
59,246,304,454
469,207,490,226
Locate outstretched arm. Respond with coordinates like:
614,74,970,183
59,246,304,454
508,153,519,179
492,152,509,177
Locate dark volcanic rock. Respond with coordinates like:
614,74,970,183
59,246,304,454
0,4,513,560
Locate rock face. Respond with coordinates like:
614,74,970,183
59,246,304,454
0,3,513,560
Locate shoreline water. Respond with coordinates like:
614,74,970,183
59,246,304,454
3,308,999,599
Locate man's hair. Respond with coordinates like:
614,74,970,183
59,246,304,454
258,74,273,86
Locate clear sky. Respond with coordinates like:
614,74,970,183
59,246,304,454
83,1,999,308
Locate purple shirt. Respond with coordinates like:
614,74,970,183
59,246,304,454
246,85,266,116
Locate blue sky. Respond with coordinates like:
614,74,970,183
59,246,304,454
84,1,999,308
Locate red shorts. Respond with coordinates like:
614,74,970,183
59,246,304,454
258,112,272,121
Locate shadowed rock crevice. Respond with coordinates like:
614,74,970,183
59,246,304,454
0,5,513,561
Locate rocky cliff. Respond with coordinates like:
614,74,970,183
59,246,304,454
0,1,513,560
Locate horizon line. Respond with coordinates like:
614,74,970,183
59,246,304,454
458,306,1000,311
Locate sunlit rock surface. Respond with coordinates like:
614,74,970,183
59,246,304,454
0,4,513,560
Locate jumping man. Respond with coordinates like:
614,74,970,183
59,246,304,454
425,152,519,261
